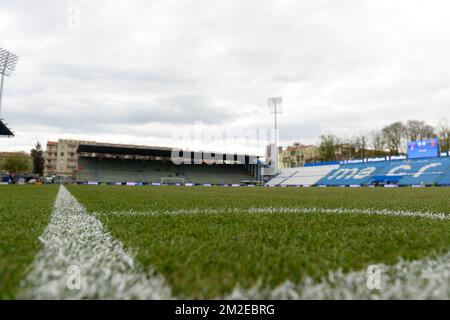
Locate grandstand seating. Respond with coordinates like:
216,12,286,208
266,157,450,186
317,157,450,186
317,162,389,186
77,157,253,184
376,158,450,186
79,155,450,186
265,165,339,186
437,169,450,186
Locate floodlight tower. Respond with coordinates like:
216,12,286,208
0,48,19,117
267,96,283,174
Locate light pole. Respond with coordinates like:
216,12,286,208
267,96,282,174
0,48,19,117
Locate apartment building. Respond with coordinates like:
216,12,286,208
280,143,320,168
44,139,93,177
265,143,321,169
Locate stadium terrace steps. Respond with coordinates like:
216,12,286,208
266,165,339,186
286,165,340,185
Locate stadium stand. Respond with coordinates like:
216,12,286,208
74,141,450,187
78,157,253,184
375,158,450,186
316,162,389,186
266,157,450,187
317,157,450,186
76,143,260,185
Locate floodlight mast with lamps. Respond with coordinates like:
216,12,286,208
0,48,19,117
267,96,283,174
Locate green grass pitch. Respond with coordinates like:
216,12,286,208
0,185,59,299
66,185,450,299
1,185,449,299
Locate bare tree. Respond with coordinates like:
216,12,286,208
352,134,368,159
437,119,450,153
370,129,385,153
315,119,448,161
318,133,339,161
405,120,436,141
382,122,406,155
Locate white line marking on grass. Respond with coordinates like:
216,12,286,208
100,206,450,221
225,251,450,299
20,186,172,299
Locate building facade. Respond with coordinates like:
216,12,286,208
265,143,321,169
280,143,320,168
44,139,93,177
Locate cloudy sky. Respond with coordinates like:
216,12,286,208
1,0,449,154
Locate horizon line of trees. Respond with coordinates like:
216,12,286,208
317,119,450,162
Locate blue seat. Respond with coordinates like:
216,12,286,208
317,157,450,186
437,169,450,186
317,162,388,186
376,158,450,186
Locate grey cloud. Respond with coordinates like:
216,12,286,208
7,93,237,132
1,0,450,153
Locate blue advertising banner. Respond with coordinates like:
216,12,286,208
407,138,439,159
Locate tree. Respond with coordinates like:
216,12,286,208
352,134,368,159
404,120,436,141
318,133,339,161
370,129,385,154
1,156,30,174
381,122,406,155
437,119,450,153
31,142,45,176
